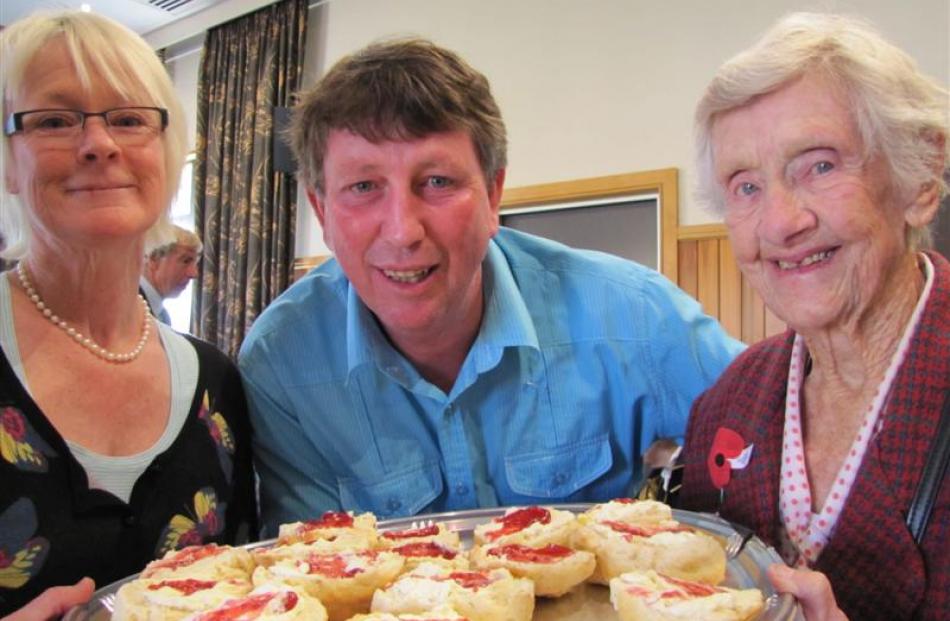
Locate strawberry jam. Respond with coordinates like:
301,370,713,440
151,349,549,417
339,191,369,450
488,544,573,563
394,542,457,560
486,506,550,541
148,579,217,595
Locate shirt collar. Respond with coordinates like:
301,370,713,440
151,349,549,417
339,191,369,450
343,238,541,383
139,277,164,316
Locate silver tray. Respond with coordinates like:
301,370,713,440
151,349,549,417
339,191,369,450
66,505,803,620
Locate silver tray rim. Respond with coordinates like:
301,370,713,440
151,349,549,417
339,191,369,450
66,504,803,621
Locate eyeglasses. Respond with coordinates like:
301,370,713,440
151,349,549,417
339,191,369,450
3,107,168,145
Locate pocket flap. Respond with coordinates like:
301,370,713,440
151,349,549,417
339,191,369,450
338,462,443,519
505,434,612,498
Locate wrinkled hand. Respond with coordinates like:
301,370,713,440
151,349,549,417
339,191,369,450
768,564,848,621
1,578,95,621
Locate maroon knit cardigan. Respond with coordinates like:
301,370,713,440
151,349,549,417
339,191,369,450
679,251,950,621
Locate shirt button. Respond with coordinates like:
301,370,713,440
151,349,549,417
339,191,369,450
387,498,402,512
123,514,137,527
455,484,469,495
553,473,567,485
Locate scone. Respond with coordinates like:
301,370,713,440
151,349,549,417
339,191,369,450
254,530,376,568
277,511,378,547
378,523,461,551
252,548,404,621
371,562,534,621
469,543,595,597
141,544,255,582
389,540,470,573
609,570,764,621
472,506,576,548
112,577,252,621
573,499,726,584
377,523,467,572
347,607,469,620
182,584,328,621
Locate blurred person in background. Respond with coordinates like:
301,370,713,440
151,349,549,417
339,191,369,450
140,224,201,324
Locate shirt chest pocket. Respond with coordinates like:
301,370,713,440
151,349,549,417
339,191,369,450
504,434,613,499
337,461,443,519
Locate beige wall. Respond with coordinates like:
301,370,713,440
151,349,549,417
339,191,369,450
154,0,949,259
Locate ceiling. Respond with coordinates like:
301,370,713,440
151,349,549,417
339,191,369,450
0,0,230,36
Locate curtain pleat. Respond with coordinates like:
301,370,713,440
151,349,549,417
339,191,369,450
193,0,307,358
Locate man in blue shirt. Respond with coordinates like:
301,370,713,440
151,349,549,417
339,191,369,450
239,38,744,536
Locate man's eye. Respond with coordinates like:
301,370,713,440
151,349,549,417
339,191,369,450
426,176,452,189
813,160,834,175
350,181,375,193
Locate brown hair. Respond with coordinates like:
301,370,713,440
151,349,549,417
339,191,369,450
289,37,507,193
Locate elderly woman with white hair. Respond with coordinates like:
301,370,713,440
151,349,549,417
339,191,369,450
0,11,255,617
678,12,949,621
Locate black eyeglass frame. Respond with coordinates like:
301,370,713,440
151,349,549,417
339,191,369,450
3,107,169,137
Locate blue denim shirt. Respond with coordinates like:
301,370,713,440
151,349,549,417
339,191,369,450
239,228,744,536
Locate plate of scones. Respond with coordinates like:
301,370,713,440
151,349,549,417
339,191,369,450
65,499,803,621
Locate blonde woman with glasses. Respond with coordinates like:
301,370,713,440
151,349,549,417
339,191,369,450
0,11,255,618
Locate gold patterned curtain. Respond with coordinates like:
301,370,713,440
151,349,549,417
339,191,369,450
192,0,307,357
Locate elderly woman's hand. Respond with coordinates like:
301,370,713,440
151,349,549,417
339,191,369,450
1,578,95,621
768,564,848,621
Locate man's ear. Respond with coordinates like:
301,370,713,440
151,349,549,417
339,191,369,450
488,168,506,213
486,168,506,236
144,255,158,278
307,188,326,225
307,188,334,252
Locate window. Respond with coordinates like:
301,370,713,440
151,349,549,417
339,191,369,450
164,153,197,332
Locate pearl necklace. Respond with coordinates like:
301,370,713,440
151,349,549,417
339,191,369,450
16,262,151,363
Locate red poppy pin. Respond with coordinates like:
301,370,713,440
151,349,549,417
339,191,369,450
708,427,754,489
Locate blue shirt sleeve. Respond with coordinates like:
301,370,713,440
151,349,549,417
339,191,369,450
633,269,745,440
239,344,342,537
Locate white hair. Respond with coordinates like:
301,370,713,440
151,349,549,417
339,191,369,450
694,12,949,249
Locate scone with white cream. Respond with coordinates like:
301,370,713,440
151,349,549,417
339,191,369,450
472,506,576,548
112,577,252,621
573,499,726,584
140,544,255,583
469,542,595,597
609,570,764,621
371,562,533,621
252,548,403,621
182,584,328,621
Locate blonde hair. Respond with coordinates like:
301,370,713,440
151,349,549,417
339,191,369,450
694,12,949,249
0,10,188,259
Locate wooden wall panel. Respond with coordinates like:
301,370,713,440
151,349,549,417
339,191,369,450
678,223,786,344
696,239,720,319
677,240,698,300
717,241,742,340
